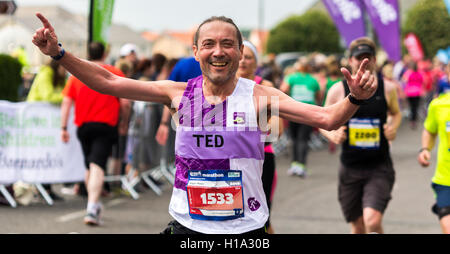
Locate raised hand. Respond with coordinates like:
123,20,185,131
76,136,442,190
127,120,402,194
32,13,60,56
341,58,377,100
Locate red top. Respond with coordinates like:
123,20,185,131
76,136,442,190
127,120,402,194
62,64,125,127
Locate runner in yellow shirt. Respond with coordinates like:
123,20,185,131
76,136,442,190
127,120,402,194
418,92,450,234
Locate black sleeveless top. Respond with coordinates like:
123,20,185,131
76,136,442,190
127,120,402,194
341,74,392,168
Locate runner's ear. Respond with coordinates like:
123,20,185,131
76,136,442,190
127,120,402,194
239,44,244,61
192,44,200,62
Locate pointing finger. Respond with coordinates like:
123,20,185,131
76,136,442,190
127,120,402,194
36,12,54,32
357,58,369,74
355,58,369,83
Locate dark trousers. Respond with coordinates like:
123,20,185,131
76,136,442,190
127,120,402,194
289,122,313,165
407,96,421,122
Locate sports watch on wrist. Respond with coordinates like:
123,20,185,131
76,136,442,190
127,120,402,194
51,43,65,60
347,94,367,105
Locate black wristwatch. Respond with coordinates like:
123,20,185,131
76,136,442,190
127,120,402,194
51,43,65,60
347,94,367,105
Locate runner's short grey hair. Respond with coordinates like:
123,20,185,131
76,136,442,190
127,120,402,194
193,16,243,48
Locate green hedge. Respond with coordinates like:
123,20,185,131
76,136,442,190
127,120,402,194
0,54,22,102
267,10,342,54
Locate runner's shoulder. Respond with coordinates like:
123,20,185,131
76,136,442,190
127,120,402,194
151,80,188,102
325,80,345,104
383,78,398,93
253,81,281,97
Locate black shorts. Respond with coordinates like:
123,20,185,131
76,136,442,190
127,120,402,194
112,135,127,160
262,152,275,228
338,161,395,222
262,152,275,210
161,220,267,235
76,122,118,170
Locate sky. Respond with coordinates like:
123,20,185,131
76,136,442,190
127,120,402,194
15,0,317,32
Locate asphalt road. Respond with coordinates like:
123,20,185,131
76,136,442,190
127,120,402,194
0,120,441,234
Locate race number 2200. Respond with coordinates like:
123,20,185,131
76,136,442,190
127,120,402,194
349,118,380,149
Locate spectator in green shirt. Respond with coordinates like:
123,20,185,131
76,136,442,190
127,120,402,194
280,57,320,177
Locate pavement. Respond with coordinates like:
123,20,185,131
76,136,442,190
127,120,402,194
0,120,441,234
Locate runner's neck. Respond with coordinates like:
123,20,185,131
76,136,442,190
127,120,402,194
202,76,239,104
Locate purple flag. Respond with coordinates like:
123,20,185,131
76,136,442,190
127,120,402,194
362,0,401,62
322,0,366,47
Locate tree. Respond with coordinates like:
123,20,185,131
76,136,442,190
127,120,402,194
402,0,450,58
266,10,342,54
0,54,22,102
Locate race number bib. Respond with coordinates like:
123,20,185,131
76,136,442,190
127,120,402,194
348,118,380,149
446,121,450,151
186,170,244,221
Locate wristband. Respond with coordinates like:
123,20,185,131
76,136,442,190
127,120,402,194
51,43,65,60
419,147,429,153
160,121,169,126
347,94,367,105
61,126,67,131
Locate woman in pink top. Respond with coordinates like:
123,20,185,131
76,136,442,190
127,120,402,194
403,62,424,129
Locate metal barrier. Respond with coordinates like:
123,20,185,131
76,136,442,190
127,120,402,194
0,184,17,208
0,102,177,207
0,183,55,207
104,102,176,199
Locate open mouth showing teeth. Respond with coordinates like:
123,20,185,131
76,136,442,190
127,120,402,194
211,62,227,67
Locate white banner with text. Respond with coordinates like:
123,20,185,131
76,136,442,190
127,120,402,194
0,101,85,184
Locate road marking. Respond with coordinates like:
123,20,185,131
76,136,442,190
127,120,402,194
56,198,127,223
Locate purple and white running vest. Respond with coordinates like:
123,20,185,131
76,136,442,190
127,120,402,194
168,75,269,234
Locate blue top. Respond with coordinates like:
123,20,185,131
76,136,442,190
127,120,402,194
168,57,202,82
437,76,450,95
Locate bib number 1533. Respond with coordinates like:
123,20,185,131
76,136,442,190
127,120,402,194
187,170,244,221
200,192,234,205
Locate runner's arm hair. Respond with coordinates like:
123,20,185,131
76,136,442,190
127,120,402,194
259,83,358,131
58,51,177,105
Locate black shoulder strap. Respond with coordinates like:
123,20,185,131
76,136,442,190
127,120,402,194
343,79,350,96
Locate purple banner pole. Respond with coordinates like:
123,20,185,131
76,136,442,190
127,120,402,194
322,0,366,47
362,0,401,62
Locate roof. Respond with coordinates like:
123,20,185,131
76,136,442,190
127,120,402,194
12,5,88,41
7,5,148,45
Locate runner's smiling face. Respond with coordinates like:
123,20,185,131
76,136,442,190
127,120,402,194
193,21,243,85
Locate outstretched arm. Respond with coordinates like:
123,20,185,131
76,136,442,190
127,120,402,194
32,13,179,105
264,59,377,131
274,88,358,130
